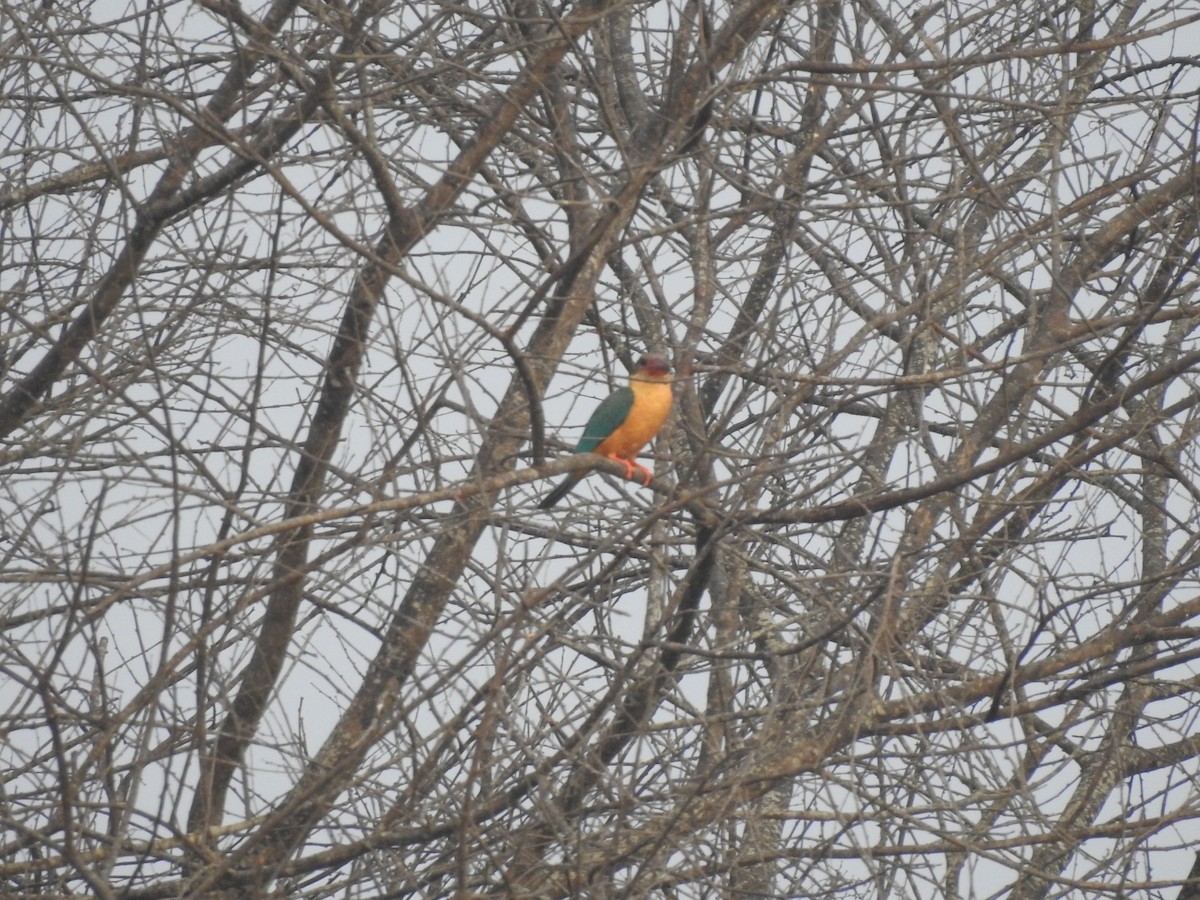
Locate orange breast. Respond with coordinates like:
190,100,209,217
593,380,672,460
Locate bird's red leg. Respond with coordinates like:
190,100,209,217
630,461,653,486
604,453,639,482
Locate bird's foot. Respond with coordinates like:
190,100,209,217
621,460,653,485
605,455,654,486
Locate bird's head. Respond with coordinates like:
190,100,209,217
632,355,673,382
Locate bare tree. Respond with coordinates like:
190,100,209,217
2,0,1200,895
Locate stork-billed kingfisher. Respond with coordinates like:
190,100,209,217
538,355,674,509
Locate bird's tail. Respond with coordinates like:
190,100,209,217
537,474,580,509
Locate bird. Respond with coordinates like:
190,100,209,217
538,355,674,509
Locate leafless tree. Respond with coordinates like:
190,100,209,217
2,0,1200,895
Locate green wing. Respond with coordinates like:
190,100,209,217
575,387,633,453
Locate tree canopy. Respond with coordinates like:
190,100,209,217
3,0,1200,895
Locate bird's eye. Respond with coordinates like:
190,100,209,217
636,356,648,367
